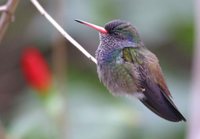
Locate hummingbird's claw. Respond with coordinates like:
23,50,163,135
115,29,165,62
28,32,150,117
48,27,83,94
141,88,146,92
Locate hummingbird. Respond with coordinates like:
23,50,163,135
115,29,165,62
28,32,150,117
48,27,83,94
75,19,186,122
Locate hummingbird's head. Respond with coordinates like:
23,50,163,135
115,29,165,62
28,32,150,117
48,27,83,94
75,19,141,45
104,20,141,43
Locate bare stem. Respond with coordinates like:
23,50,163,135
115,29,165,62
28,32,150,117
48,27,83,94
0,5,7,12
30,0,97,64
0,0,20,43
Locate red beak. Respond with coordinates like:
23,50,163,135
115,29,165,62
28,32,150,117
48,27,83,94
75,19,108,34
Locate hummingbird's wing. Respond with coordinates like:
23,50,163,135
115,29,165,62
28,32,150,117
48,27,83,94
146,57,172,97
122,47,186,122
139,76,186,122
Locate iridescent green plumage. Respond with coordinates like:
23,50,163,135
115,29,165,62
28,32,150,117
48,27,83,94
123,47,144,64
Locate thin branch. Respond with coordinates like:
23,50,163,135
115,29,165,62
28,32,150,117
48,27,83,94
30,0,97,64
0,0,20,43
0,5,7,12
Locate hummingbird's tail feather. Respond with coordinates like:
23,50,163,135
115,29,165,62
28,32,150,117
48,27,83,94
139,81,186,122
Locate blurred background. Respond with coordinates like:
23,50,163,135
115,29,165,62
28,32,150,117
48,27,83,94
0,0,194,139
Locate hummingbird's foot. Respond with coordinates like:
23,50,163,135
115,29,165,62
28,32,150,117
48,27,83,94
137,88,145,92
141,88,145,92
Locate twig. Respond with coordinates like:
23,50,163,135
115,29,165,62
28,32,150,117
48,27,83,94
0,0,20,43
0,5,7,12
30,0,97,64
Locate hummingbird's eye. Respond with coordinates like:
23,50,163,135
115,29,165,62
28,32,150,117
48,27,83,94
105,24,117,34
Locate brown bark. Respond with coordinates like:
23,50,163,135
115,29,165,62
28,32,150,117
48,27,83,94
0,0,20,43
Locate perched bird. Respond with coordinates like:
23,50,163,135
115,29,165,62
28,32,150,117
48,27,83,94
75,19,186,122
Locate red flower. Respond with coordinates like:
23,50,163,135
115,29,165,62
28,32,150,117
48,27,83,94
21,47,52,94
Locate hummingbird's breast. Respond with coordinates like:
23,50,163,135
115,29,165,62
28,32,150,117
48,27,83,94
95,46,140,96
